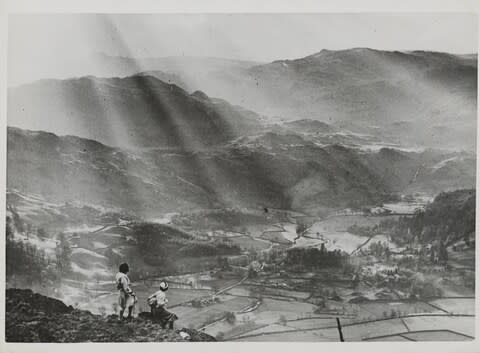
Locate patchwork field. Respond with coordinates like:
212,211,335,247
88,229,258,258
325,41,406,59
7,195,475,342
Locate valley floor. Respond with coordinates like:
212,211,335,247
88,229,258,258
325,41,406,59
6,193,475,342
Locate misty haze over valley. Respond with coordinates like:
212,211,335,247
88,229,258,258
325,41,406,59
5,14,477,343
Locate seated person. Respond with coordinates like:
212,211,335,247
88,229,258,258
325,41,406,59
147,280,178,329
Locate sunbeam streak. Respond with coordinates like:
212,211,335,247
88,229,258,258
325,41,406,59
5,13,477,343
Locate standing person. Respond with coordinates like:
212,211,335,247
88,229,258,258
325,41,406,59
147,280,178,329
115,263,136,321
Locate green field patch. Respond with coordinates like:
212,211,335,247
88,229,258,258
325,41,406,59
204,320,266,340
174,295,253,329
449,249,475,268
356,301,441,319
235,327,340,341
92,232,127,246
207,295,254,312
259,297,317,313
341,318,407,340
227,236,272,251
293,231,367,253
226,285,315,309
234,284,311,300
225,286,253,297
364,334,412,341
70,250,106,269
202,319,242,338
429,298,474,315
403,315,474,338
402,330,473,341
234,309,301,328
234,323,296,338
283,317,338,330
175,306,227,329
166,288,214,307
244,224,277,238
260,231,292,244
310,215,395,233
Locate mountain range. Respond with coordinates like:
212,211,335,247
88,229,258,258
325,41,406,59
7,126,475,219
7,48,477,219
8,75,260,150
9,48,477,151
198,48,477,151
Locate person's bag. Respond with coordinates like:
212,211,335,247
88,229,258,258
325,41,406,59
147,296,157,306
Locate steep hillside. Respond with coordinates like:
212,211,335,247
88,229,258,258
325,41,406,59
7,127,475,218
7,127,214,216
6,288,215,342
8,127,383,215
8,75,261,150
363,148,476,194
419,189,476,244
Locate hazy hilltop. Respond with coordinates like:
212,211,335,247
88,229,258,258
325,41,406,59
246,48,476,118
8,75,261,150
9,48,477,151
78,48,476,151
8,53,262,88
216,49,477,150
92,53,262,81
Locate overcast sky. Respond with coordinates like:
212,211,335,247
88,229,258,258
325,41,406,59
9,13,478,85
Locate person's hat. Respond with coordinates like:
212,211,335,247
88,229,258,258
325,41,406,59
159,280,169,291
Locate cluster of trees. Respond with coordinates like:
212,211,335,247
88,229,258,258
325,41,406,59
225,311,236,324
260,247,286,265
348,219,400,238
132,223,192,267
388,190,475,246
382,309,404,319
55,232,72,275
296,222,309,237
6,214,72,287
133,223,191,250
9,206,25,233
216,256,231,271
429,241,449,264
6,231,55,285
367,241,391,258
285,243,345,269
132,222,242,268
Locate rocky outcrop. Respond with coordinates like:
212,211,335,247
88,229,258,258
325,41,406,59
6,288,216,342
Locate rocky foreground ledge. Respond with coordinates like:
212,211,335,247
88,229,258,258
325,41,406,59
6,288,216,342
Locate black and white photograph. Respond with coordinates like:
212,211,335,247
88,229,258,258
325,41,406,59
3,10,478,344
